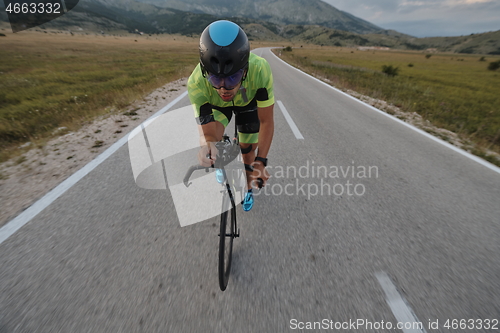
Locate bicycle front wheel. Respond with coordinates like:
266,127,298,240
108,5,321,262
219,192,236,291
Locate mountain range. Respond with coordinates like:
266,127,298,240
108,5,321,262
130,0,382,34
80,0,382,35
1,0,499,55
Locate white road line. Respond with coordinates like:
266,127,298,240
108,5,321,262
277,100,304,140
0,91,188,245
376,271,427,333
269,49,500,175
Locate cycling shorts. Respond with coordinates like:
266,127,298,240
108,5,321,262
211,100,260,144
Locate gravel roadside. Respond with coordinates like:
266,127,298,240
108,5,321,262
0,78,188,228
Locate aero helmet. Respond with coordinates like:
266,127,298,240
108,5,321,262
199,20,250,77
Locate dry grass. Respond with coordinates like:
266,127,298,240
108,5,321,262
0,29,199,162
277,46,500,166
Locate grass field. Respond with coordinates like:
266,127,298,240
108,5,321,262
2,31,499,167
0,30,199,162
277,46,500,165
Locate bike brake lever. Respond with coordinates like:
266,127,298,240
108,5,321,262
206,153,216,169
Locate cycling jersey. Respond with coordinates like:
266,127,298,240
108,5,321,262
187,53,274,144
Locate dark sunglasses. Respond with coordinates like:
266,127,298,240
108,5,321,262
207,68,245,90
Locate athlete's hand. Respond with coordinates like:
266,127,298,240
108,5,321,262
198,142,218,167
252,160,270,188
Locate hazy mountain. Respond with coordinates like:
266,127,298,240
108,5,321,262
73,0,280,35
411,31,500,55
2,0,498,55
96,0,383,34
275,24,500,54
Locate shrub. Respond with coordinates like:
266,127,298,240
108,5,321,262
459,47,476,54
283,46,293,52
382,65,400,77
487,60,500,71
425,54,432,59
408,63,414,67
479,57,486,62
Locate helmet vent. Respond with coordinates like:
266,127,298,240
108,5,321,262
223,61,233,75
210,57,220,74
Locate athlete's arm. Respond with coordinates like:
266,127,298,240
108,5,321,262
197,121,223,167
256,104,274,159
198,121,219,146
251,104,274,185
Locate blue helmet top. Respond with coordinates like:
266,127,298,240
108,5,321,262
209,20,240,47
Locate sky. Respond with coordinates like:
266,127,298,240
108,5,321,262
321,0,500,37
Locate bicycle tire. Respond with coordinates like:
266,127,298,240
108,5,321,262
219,190,236,291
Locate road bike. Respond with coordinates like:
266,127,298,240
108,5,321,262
183,127,244,291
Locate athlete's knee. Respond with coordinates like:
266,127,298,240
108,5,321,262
240,143,256,154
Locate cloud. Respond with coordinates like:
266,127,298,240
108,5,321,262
454,0,493,4
322,0,500,36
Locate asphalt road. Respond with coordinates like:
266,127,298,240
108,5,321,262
1,48,499,333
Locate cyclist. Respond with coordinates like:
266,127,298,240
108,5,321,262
187,20,275,212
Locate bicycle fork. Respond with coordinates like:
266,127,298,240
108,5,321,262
219,183,239,238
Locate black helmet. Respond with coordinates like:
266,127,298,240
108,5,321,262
199,20,250,76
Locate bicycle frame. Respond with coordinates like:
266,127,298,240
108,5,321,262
183,121,243,291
